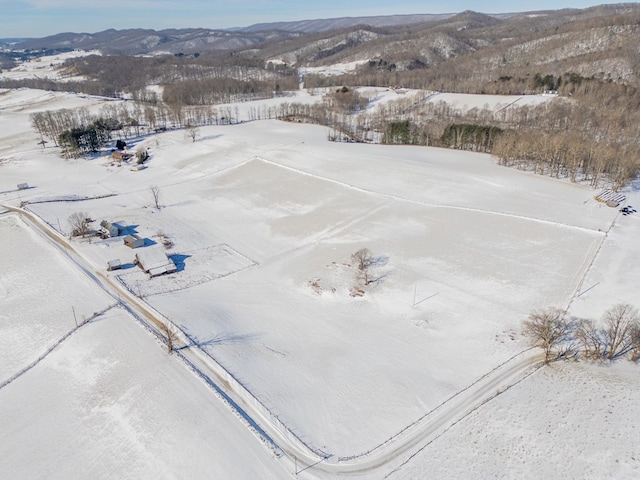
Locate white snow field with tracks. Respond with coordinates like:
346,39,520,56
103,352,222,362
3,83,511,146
1,57,639,480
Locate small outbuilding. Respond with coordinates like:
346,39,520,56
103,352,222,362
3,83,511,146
17,183,29,190
107,259,122,271
124,234,145,249
134,246,177,277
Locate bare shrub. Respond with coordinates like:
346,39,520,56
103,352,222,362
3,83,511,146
156,230,174,249
308,279,323,295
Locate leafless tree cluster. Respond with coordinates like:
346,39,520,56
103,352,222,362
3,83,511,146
30,100,247,160
575,305,640,361
30,107,96,147
323,87,371,114
1,53,299,103
162,76,297,106
522,304,640,362
279,78,640,188
19,6,640,189
493,129,639,190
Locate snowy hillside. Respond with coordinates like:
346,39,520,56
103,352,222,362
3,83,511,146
0,80,638,479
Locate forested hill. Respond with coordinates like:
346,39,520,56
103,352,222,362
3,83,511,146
11,4,638,62
6,4,640,189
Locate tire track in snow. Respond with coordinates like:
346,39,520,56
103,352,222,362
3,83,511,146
256,156,605,236
309,349,545,476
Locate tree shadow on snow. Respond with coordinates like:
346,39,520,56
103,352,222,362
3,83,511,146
367,255,392,285
177,332,262,351
199,133,224,142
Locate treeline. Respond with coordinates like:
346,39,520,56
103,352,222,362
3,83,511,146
0,77,122,97
0,47,73,70
162,76,298,106
493,130,638,190
30,107,123,158
523,305,640,363
28,76,640,188
58,119,115,158
279,78,640,188
491,82,640,189
16,50,640,188
301,10,640,95
29,99,265,158
274,96,501,152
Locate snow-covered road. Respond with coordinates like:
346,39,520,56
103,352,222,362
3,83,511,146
1,201,548,477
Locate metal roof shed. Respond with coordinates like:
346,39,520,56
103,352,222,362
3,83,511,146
124,234,145,249
107,259,122,271
134,246,176,277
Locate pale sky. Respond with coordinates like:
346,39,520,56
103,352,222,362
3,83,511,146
0,1,631,38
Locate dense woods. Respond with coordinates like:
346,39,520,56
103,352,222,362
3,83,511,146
0,53,298,103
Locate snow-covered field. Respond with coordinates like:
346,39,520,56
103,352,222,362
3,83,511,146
0,74,639,479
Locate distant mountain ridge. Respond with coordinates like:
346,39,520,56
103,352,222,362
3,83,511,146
9,1,640,91
11,10,527,55
237,13,460,33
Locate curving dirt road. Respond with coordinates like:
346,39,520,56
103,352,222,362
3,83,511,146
2,202,546,478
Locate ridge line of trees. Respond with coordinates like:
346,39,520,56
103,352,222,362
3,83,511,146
523,304,640,363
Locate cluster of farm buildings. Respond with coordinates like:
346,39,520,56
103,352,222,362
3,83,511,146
100,220,176,277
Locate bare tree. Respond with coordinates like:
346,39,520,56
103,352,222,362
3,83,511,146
186,125,200,143
575,319,605,360
352,248,374,286
150,185,161,210
68,212,91,238
159,322,179,354
522,308,573,362
630,324,640,362
602,304,639,360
